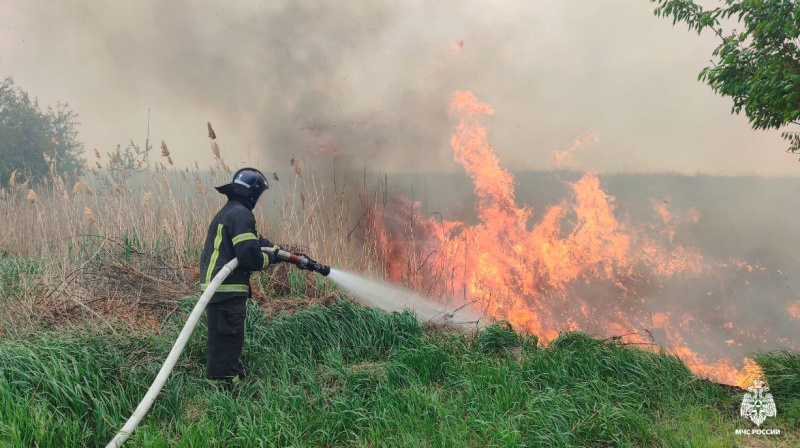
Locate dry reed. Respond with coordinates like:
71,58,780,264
0,138,394,334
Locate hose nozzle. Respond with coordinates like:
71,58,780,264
299,256,331,276
262,246,331,276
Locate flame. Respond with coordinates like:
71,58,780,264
790,301,800,322
369,91,792,385
651,199,699,244
550,133,599,170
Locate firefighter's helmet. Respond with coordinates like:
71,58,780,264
215,167,269,206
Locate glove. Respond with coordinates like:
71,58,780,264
264,247,277,265
261,240,288,265
259,236,278,265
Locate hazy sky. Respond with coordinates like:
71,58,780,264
0,0,794,175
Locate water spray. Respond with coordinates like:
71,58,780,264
264,247,480,327
326,269,483,329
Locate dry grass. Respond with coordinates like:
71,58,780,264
33,248,193,332
0,145,386,267
0,138,393,334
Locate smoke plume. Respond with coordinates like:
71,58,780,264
0,0,791,174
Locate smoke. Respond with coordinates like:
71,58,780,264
0,0,792,174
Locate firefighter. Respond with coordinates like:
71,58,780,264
200,167,280,381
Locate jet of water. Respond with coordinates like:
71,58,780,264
327,269,484,330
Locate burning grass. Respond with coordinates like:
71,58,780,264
1,301,797,447
369,91,799,388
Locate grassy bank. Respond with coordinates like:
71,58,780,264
1,299,797,447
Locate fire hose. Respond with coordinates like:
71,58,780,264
106,247,329,448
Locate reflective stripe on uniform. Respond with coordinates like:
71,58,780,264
200,283,249,293
232,232,258,245
262,252,270,269
205,223,224,285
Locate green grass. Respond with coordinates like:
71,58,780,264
0,299,797,447
0,253,44,301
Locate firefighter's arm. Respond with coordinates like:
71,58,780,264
259,235,275,248
230,210,271,271
259,235,285,264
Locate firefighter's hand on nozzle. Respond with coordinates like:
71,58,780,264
264,248,277,265
261,244,284,264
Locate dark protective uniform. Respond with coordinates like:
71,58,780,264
200,197,275,380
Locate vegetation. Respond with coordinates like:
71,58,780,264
754,350,800,401
651,0,800,154
0,77,85,186
0,298,795,447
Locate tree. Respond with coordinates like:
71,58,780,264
651,0,800,154
0,77,85,185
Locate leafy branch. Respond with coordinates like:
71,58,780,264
652,0,800,154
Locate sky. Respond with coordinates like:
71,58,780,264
0,0,795,176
